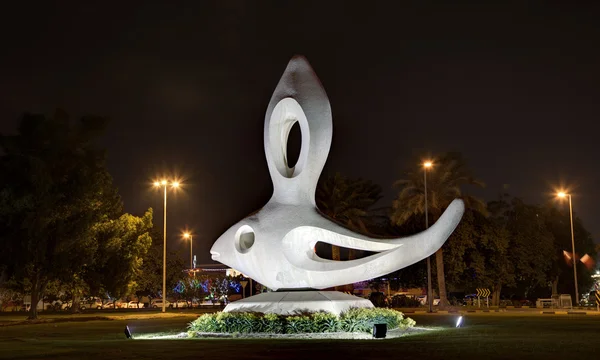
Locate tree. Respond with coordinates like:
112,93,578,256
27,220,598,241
390,152,486,307
0,110,122,319
316,173,383,261
135,225,186,299
489,197,555,301
542,203,596,300
176,275,209,306
84,209,154,306
443,208,512,305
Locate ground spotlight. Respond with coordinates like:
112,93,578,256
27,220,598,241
373,323,387,338
456,316,463,328
124,325,132,339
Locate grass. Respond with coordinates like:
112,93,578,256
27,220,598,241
0,313,598,359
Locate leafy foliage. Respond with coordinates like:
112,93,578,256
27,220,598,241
135,225,186,298
85,209,154,301
188,308,413,335
0,110,122,318
390,152,486,306
340,308,412,333
257,313,285,333
316,173,383,262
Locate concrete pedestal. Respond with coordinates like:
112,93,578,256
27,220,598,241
223,291,374,315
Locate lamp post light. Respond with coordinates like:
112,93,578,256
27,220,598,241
423,161,433,313
153,179,180,313
557,191,578,305
183,232,193,270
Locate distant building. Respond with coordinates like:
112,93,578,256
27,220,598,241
186,264,243,278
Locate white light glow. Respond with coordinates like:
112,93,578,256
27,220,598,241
456,316,463,328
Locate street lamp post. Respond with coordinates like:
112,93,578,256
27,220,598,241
557,191,578,305
423,161,433,313
183,232,193,270
154,179,180,313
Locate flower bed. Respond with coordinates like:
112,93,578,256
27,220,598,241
188,308,415,335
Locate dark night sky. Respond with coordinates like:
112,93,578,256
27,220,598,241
1,1,599,264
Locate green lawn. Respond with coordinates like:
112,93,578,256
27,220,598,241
1,313,598,359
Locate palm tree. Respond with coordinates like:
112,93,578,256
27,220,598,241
390,152,487,307
316,173,382,261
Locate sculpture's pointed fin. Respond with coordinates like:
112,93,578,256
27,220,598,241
264,56,332,206
281,199,465,288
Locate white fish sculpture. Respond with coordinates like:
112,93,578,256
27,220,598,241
210,55,464,290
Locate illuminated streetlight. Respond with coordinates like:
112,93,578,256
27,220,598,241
153,179,181,313
556,190,578,304
183,232,193,269
423,161,433,313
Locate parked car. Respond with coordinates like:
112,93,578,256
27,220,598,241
102,301,119,309
127,301,142,309
463,294,477,306
81,299,103,310
170,300,188,309
59,301,73,310
150,299,170,309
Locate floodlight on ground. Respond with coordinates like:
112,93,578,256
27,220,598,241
456,316,463,328
373,323,387,338
124,325,132,339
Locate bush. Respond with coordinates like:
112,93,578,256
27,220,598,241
311,312,340,332
189,313,220,332
340,308,413,333
188,308,414,335
257,313,285,333
285,314,314,333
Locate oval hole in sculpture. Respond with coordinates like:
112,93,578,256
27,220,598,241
313,242,375,261
286,121,301,169
235,225,255,253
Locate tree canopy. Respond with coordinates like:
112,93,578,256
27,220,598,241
0,110,122,318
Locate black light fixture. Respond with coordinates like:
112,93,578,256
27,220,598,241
373,323,387,338
124,325,132,339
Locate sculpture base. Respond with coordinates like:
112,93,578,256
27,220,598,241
223,291,374,315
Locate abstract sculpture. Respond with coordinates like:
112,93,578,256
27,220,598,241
211,55,464,291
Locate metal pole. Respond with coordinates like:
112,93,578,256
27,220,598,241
190,235,193,270
162,185,167,313
424,168,433,313
568,195,578,305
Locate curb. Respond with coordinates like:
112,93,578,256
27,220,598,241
540,311,595,315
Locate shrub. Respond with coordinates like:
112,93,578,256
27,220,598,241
188,308,414,335
257,313,285,333
340,308,410,333
215,312,258,333
285,315,314,333
189,313,219,332
311,312,340,333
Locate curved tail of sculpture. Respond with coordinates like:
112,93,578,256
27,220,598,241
281,199,464,289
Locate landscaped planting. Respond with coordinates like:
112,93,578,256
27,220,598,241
187,308,415,335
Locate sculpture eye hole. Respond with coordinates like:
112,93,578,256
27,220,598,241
235,225,255,253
